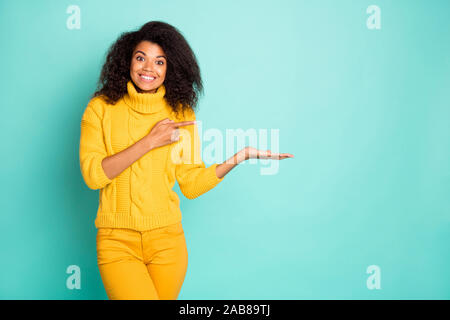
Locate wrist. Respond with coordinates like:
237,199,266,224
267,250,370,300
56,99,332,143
235,150,247,164
143,135,154,152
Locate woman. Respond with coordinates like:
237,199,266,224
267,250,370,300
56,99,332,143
79,21,294,300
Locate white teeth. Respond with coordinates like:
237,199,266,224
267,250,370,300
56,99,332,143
141,75,155,80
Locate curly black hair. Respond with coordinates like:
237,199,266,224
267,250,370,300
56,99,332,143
92,21,203,117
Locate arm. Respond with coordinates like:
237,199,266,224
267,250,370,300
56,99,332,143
79,100,153,190
215,147,294,178
174,113,294,198
214,151,246,179
175,113,226,199
101,137,152,181
79,102,112,190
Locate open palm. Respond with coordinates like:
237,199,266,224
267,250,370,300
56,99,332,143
244,146,294,160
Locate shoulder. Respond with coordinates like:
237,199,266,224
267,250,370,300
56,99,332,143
84,95,109,119
172,106,196,122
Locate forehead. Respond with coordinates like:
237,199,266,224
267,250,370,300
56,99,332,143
133,41,165,55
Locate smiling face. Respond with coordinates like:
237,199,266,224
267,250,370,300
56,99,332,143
130,41,167,93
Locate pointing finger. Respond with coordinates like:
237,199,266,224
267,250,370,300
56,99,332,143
173,120,196,127
159,118,172,124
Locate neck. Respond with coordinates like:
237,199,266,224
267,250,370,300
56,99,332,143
123,80,166,114
134,82,158,94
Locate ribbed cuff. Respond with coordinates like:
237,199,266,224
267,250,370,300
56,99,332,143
94,156,112,188
180,163,225,199
210,163,225,182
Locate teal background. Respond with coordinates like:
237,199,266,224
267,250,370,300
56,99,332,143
1,0,449,299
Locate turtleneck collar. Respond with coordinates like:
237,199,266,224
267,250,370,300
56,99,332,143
123,80,166,114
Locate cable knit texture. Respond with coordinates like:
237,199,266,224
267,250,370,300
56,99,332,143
79,80,224,231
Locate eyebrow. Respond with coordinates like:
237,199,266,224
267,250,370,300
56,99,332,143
134,50,166,59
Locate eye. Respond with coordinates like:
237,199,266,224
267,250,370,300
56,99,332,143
157,61,164,65
136,56,144,61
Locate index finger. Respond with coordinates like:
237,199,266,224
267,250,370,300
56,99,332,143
172,120,196,127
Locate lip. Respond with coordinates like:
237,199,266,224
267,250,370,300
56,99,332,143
139,74,156,83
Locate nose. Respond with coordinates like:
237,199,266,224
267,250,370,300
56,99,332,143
143,60,154,72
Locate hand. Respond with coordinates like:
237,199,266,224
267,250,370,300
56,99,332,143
240,146,294,162
145,118,196,150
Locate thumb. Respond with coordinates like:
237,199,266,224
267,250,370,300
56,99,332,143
159,118,172,125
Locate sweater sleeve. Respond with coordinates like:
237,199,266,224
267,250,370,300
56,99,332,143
175,111,224,199
79,99,113,190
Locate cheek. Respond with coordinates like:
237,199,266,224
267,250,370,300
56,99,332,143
159,66,167,78
130,60,141,73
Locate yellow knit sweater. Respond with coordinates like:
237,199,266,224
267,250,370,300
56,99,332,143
79,80,224,231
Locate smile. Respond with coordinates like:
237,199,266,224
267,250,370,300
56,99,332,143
139,74,156,82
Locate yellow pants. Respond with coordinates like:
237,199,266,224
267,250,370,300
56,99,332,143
96,221,188,300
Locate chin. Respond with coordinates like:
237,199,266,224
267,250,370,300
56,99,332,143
133,79,160,93
141,84,158,92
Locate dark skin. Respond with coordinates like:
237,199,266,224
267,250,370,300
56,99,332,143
119,40,294,181
130,40,167,93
